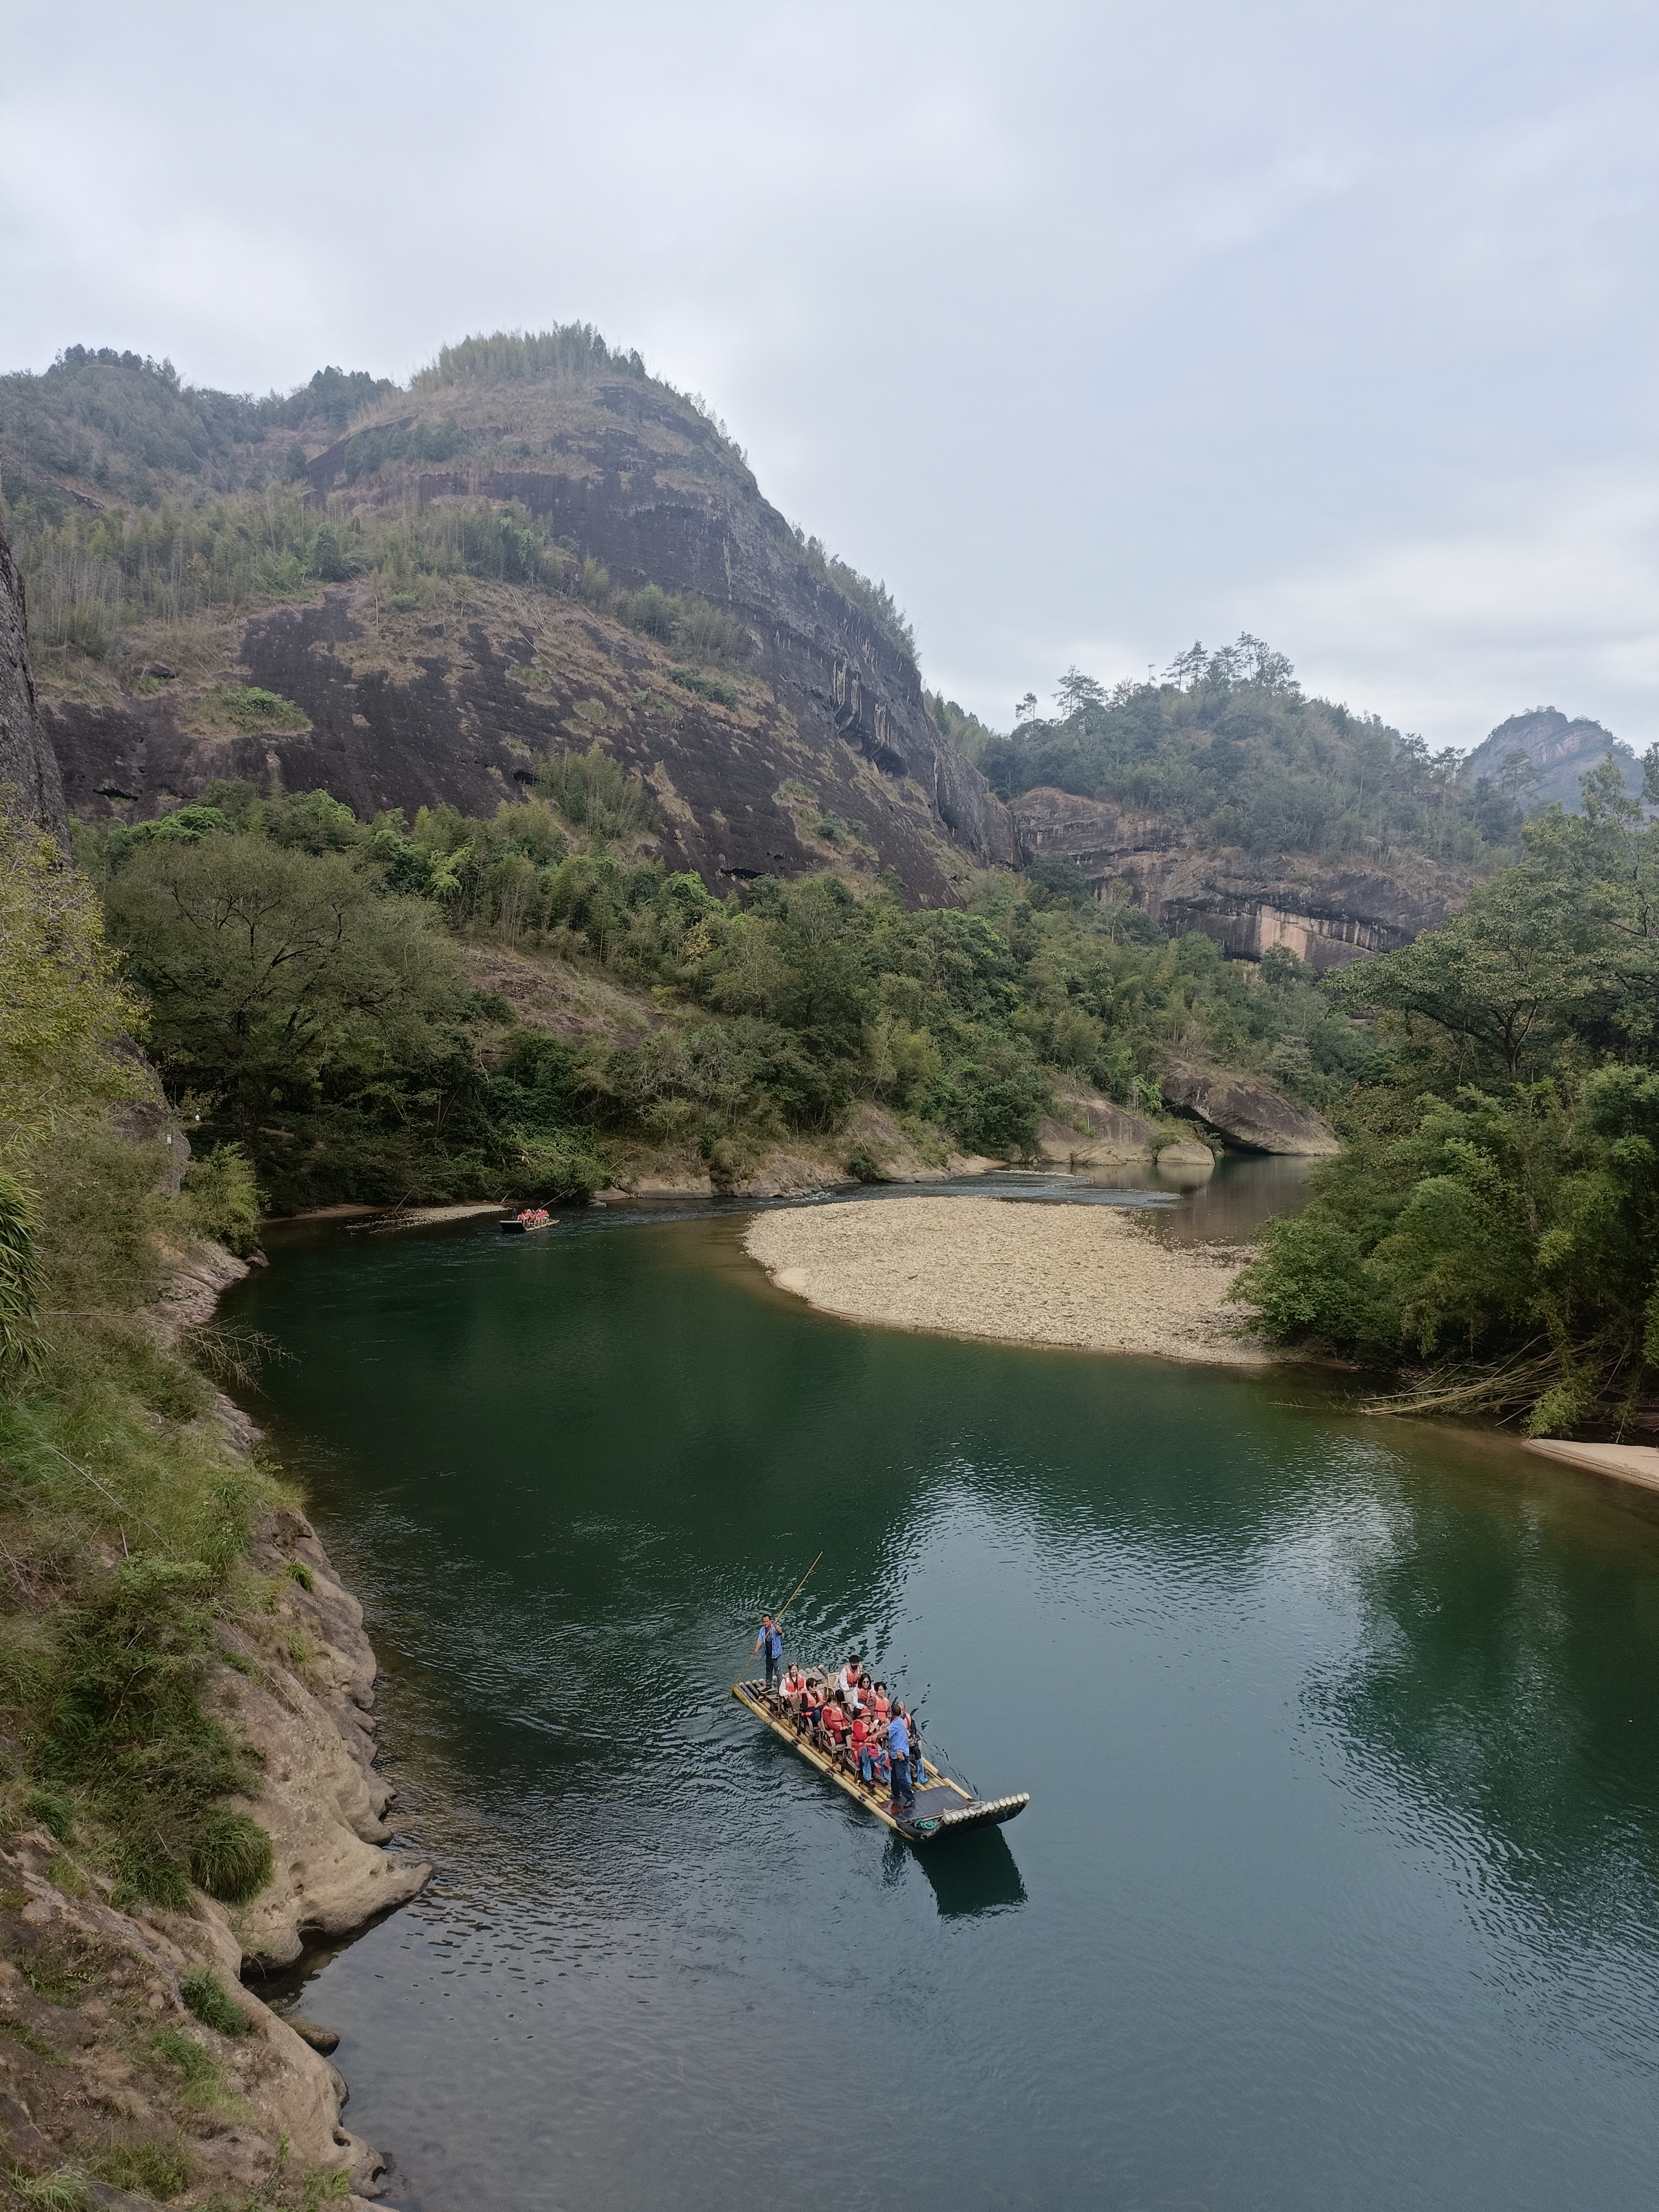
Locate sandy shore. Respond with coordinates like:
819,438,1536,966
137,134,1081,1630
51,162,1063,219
745,1195,1271,1366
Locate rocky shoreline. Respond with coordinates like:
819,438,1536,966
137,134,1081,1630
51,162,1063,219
0,1247,428,2207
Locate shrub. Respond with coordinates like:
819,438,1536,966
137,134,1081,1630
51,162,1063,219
667,666,737,707
1231,1208,1400,1355
23,1787,74,1843
189,1808,273,1903
181,1145,263,1257
197,685,308,735
180,1968,248,2036
534,745,659,842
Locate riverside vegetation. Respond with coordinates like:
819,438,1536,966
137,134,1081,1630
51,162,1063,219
73,764,1369,1215
0,792,392,2205
1238,757,1659,1435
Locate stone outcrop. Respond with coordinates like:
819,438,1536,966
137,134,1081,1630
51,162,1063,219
1036,1092,1163,1166
218,1508,430,1971
1464,707,1645,814
0,520,70,840
0,1827,388,2204
1158,1141,1215,1171
1008,785,1468,973
1161,1062,1339,1155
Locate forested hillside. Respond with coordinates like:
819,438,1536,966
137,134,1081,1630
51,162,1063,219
76,768,1364,1212
984,640,1523,867
1238,755,1659,1436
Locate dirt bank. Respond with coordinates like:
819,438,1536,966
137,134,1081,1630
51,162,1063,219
745,1195,1271,1366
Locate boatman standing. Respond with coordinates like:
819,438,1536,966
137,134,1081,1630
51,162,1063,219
886,1703,915,1816
755,1613,784,1693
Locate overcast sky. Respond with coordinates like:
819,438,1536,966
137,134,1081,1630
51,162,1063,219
5,2,1656,750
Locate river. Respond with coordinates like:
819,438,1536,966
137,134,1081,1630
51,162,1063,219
229,1166,1659,2211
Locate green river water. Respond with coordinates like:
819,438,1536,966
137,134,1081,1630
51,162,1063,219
228,1171,1659,2211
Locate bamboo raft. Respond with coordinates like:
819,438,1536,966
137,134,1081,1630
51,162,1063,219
732,1675,1030,1843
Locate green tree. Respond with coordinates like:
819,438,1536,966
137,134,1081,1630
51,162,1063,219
103,835,468,1130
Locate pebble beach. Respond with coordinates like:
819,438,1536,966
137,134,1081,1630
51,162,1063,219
743,1194,1271,1366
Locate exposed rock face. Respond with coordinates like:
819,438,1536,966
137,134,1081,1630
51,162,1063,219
219,1507,431,1971
1465,707,1645,813
0,1827,387,2203
1008,785,1466,972
1161,1062,1339,1155
1036,1092,1163,1166
310,378,1014,870
0,520,69,840
44,586,993,904
41,371,1013,902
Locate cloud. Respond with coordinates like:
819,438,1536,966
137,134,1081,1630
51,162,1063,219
2,1,1656,750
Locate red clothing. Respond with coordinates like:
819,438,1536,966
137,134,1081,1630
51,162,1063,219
849,1717,868,1751
823,1704,848,1741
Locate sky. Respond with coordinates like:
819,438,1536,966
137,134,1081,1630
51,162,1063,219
4,1,1656,751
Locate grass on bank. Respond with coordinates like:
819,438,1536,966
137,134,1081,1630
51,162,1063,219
0,801,283,1915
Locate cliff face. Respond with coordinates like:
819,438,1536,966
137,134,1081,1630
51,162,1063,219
45,584,989,902
308,376,1013,868
0,523,69,841
1465,707,1645,813
37,365,1012,902
1008,785,1467,972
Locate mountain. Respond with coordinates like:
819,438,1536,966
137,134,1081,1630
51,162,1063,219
0,333,1009,904
1463,707,1646,813
975,640,1517,972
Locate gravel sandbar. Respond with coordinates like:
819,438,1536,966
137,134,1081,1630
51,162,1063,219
744,1196,1270,1366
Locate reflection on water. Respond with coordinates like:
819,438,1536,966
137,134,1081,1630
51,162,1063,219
1086,1150,1317,1241
909,1825,1029,1919
228,1186,1659,2212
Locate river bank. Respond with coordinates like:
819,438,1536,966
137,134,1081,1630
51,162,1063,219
0,1239,426,2208
744,1194,1271,1364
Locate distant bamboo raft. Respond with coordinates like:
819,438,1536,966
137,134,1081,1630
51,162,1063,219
732,1675,1029,1844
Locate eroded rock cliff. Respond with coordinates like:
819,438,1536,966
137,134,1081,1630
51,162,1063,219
1007,785,1467,973
46,584,991,903
38,365,1013,902
1465,707,1645,813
